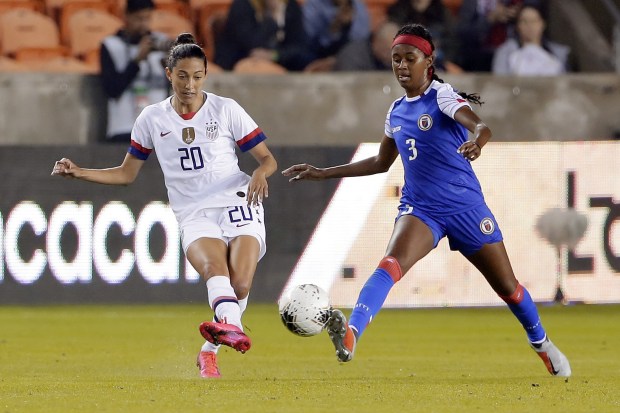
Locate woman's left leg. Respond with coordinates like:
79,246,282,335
466,241,545,342
227,235,261,309
466,242,571,376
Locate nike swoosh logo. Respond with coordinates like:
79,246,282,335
160,131,172,137
236,223,250,227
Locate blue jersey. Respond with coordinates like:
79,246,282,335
385,80,485,215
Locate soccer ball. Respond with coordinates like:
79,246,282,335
279,284,331,337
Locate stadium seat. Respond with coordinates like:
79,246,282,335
13,53,94,72
11,46,67,61
192,0,229,47
151,8,193,39
66,8,122,66
0,9,64,57
59,1,114,44
0,0,44,16
233,57,286,74
40,55,96,72
44,0,104,22
153,0,190,19
189,0,230,14
364,0,393,32
0,55,29,71
198,8,226,61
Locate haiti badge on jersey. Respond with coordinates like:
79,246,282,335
205,120,219,141
417,114,433,131
479,217,495,235
182,127,195,144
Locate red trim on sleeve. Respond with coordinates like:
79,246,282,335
130,139,152,154
237,128,263,147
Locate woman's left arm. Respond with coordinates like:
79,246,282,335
454,106,492,161
247,141,278,206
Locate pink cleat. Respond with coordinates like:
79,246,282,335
199,322,252,353
196,351,221,378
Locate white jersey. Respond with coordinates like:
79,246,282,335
129,92,267,224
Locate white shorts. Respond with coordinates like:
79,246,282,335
180,204,266,260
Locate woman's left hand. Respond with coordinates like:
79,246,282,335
458,140,482,162
247,171,268,206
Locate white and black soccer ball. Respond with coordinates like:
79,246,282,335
279,284,331,337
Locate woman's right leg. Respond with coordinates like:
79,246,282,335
186,237,244,328
187,238,250,354
328,215,435,362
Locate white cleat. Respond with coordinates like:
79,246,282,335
530,337,571,377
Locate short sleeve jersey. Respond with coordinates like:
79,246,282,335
385,80,485,215
129,92,267,224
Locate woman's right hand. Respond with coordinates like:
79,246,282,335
51,158,80,179
282,164,325,182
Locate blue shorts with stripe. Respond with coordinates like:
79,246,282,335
396,203,503,256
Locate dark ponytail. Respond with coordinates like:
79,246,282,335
395,24,484,106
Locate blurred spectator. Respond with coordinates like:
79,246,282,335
386,0,462,73
303,0,371,72
492,5,569,75
387,0,445,27
100,0,171,143
456,0,542,72
334,20,399,71
215,0,312,71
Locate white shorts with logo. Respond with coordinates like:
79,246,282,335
180,204,266,260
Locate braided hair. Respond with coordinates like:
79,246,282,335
395,24,483,105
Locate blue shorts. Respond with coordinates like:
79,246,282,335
396,203,503,256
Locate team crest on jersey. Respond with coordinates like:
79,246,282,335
418,114,433,131
479,217,495,235
182,127,195,144
205,120,219,141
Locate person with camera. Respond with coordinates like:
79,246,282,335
100,0,172,143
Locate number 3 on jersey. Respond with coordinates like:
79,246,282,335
405,138,417,160
178,147,204,170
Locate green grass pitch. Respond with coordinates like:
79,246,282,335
1,303,619,413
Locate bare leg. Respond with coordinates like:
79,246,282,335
328,215,435,362
186,237,241,328
227,235,261,300
348,216,435,336
464,241,517,296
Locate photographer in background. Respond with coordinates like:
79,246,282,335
100,0,172,143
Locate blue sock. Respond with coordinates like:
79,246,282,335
500,284,546,343
349,257,402,339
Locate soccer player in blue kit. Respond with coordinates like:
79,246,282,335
282,23,571,377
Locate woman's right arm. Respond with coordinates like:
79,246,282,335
282,135,399,181
51,153,145,186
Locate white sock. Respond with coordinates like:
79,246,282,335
202,295,250,354
238,294,249,314
206,275,242,330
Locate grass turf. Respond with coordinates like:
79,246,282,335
0,303,618,413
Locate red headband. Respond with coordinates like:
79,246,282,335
391,34,433,56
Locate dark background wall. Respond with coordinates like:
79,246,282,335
0,145,355,304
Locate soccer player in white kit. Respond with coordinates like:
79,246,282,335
51,33,277,379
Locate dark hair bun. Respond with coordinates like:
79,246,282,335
174,33,196,47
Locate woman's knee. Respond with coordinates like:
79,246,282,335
197,261,229,280
230,279,252,299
